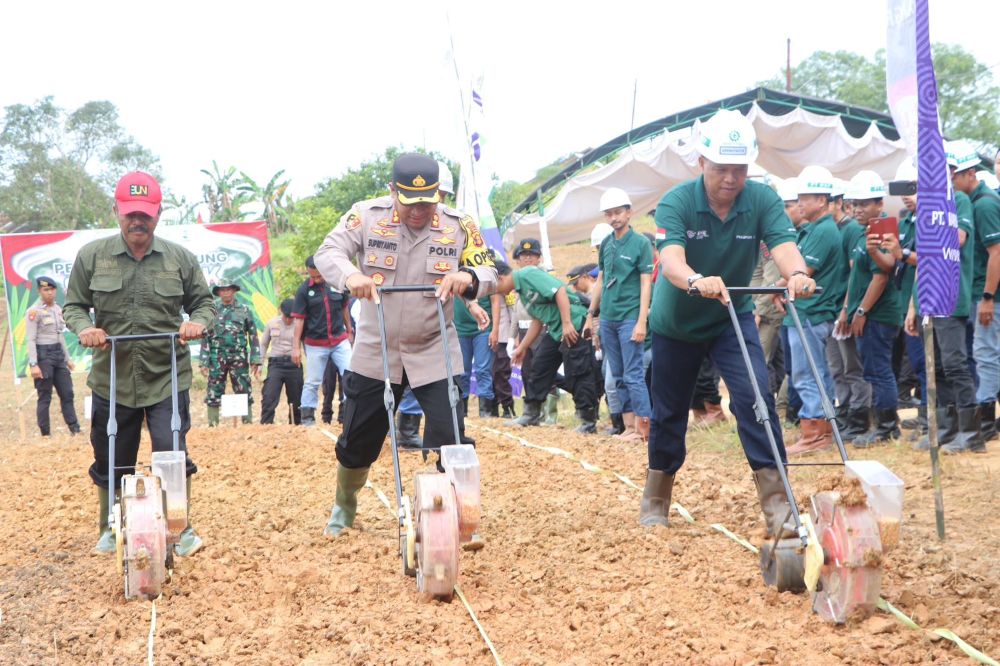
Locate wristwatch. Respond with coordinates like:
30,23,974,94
686,273,704,289
28,361,38,367
902,248,912,261
983,292,995,301
854,306,867,318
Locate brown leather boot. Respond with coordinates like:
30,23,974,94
786,418,832,455
699,402,728,425
639,470,674,527
753,467,797,538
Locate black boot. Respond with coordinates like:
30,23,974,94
574,408,598,434
300,407,316,427
604,412,625,436
915,405,958,450
397,412,423,449
478,397,496,418
834,403,850,432
784,403,800,428
512,400,543,427
943,406,987,454
501,402,516,419
457,400,475,445
901,405,927,430
489,399,500,417
842,408,869,439
979,401,997,442
853,408,899,448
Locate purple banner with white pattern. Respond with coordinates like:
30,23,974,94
886,0,959,316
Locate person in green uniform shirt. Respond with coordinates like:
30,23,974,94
454,292,499,416
890,154,981,453
838,171,902,447
584,187,654,442
781,166,846,455
826,178,872,440
64,171,215,557
499,266,599,433
643,109,817,538
200,282,262,425
951,140,1000,453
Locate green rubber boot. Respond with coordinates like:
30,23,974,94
323,465,371,537
96,486,115,553
174,479,203,557
207,405,220,427
242,404,253,425
543,393,560,425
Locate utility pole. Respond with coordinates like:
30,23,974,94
786,38,792,92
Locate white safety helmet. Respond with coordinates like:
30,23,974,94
977,170,1000,190
894,159,918,182
846,170,887,200
437,161,455,195
831,178,848,198
695,109,758,165
591,222,614,247
944,140,981,172
797,166,836,195
599,187,632,212
776,178,799,202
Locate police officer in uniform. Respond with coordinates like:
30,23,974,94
26,276,81,436
201,281,262,425
64,171,215,557
314,153,497,536
260,298,304,424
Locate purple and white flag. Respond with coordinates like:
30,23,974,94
886,0,959,316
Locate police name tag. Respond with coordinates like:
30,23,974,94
220,393,249,417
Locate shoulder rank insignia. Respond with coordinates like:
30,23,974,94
433,236,457,245
430,214,440,229
372,272,385,286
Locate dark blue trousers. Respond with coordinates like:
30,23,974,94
649,311,786,474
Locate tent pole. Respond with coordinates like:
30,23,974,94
535,191,553,271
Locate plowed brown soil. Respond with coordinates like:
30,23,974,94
2,396,999,665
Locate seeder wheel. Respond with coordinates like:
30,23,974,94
413,473,460,598
759,539,806,592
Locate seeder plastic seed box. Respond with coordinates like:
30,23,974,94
844,460,904,550
440,444,481,542
151,450,187,543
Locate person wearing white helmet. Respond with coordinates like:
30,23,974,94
584,187,654,441
950,141,999,452
642,109,817,539
591,222,614,251
838,171,902,447
823,177,871,441
885,150,979,453
780,167,847,455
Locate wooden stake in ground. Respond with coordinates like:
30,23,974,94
922,316,946,540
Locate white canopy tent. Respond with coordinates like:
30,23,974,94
505,89,908,251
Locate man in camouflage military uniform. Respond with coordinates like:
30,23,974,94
200,282,262,425
314,152,498,537
26,275,81,436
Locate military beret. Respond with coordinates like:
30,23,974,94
36,276,57,289
512,238,542,258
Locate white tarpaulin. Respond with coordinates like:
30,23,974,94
507,101,907,247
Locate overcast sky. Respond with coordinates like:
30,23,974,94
3,0,999,208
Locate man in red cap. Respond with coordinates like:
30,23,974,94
64,171,216,557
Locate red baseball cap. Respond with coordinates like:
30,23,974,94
115,171,162,217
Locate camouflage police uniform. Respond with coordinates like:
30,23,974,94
201,286,262,424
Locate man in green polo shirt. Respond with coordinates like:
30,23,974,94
839,171,902,447
64,171,215,557
500,266,599,433
644,109,817,540
952,140,999,453
584,187,654,442
781,166,846,455
891,152,980,452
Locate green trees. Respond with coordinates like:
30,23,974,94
759,43,1000,146
0,97,160,231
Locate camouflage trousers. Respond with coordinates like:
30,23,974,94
205,356,253,407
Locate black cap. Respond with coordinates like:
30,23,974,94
36,276,57,289
567,263,597,284
512,238,542,258
280,298,294,317
305,255,316,269
212,282,241,295
392,153,440,205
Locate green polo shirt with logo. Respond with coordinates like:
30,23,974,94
846,230,902,326
454,296,493,337
597,227,654,322
651,177,797,343
783,214,845,325
971,183,1000,296
513,266,587,342
897,211,917,313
